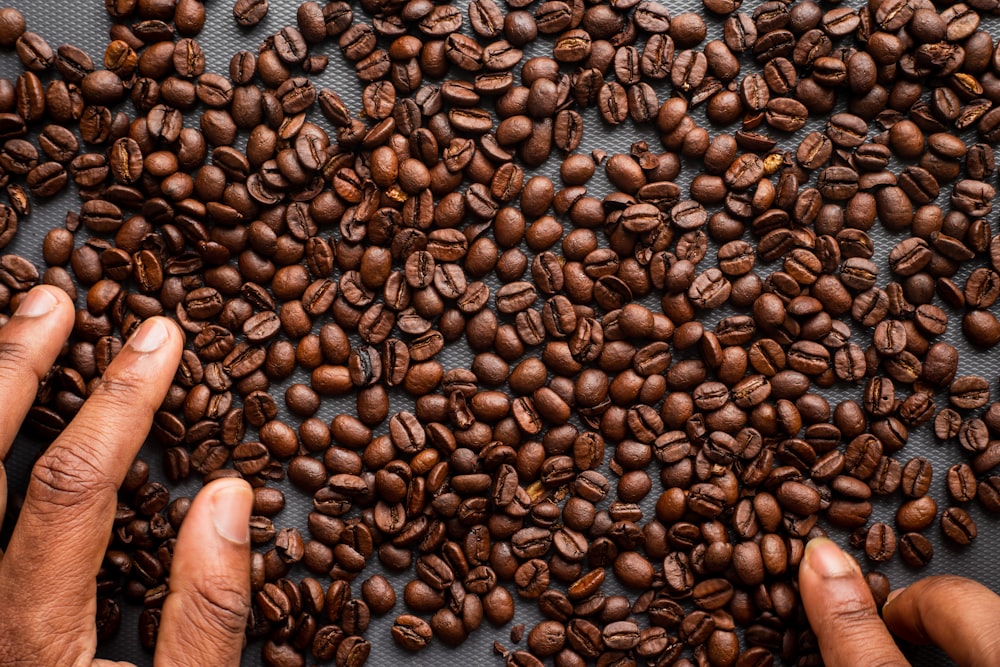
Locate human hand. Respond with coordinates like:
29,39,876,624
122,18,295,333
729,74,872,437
799,536,1000,666
0,285,255,667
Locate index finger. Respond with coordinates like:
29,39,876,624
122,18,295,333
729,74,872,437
0,316,183,661
883,575,1000,667
798,537,910,667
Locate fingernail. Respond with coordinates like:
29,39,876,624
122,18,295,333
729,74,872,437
884,587,906,610
14,287,58,318
128,318,170,353
212,481,252,545
804,537,857,579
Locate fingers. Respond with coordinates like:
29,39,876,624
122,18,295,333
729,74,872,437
0,459,6,561
156,479,253,667
0,285,75,458
0,316,183,657
883,575,1000,667
798,537,909,667
0,286,74,565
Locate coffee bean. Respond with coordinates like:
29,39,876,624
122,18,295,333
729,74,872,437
941,506,977,545
898,531,933,568
950,375,990,410
0,8,25,48
896,495,938,532
16,32,55,72
900,457,932,498
864,522,896,562
392,615,432,651
233,0,268,27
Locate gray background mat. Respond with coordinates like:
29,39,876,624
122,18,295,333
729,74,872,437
2,0,999,665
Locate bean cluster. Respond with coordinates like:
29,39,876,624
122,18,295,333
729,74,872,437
2,0,1000,665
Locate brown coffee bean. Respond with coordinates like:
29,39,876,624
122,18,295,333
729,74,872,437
234,0,269,27
896,495,938,532
940,506,977,545
0,8,25,48
900,457,933,498
864,523,896,563
898,532,934,568
947,464,978,503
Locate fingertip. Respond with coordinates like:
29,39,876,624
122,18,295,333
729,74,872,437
157,315,185,342
12,285,71,319
0,285,76,458
882,584,930,645
803,537,859,580
3,285,74,341
205,478,253,545
884,587,906,610
126,316,184,355
204,476,253,496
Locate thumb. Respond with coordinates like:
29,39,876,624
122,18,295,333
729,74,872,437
798,537,909,667
0,460,6,562
155,479,253,667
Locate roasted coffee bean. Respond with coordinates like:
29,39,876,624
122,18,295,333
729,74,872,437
897,496,938,532
950,376,990,410
941,507,977,545
898,532,934,568
233,0,268,27
0,7,25,49
900,458,933,498
864,523,896,562
392,615,433,651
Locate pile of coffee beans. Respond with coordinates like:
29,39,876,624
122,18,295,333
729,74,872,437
4,0,1000,664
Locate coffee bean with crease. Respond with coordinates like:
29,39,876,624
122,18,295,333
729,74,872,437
947,464,977,503
233,0,269,27
941,507,977,545
865,523,896,562
900,457,933,498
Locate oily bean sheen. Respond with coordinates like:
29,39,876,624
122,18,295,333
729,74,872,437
10,0,1000,665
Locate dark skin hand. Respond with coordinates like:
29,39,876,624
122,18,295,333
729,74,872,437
0,285,254,667
799,537,1000,667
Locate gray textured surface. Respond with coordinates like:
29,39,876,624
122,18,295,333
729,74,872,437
2,0,1000,665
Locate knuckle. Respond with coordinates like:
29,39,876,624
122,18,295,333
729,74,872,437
28,442,111,512
920,575,989,599
89,371,154,413
0,627,91,667
0,340,43,383
183,573,251,641
849,652,906,667
972,631,1000,663
820,598,906,667
826,594,879,627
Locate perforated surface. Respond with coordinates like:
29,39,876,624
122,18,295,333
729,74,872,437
2,0,1000,665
